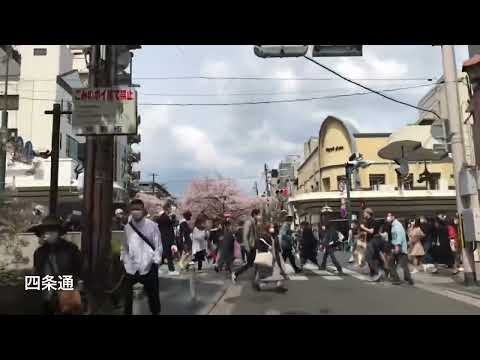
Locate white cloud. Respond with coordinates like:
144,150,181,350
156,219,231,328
171,125,244,169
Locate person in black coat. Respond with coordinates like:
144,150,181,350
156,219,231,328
156,202,178,274
215,220,235,274
299,222,321,269
32,216,82,315
421,216,437,272
433,216,454,268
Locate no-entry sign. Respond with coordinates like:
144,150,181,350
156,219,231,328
72,87,137,136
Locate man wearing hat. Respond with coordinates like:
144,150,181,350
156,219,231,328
32,215,83,315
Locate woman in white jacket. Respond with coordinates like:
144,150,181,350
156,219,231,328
191,215,210,271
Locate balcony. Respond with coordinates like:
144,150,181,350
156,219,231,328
127,134,141,145
128,151,141,163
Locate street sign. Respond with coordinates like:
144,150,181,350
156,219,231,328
312,45,363,57
0,95,19,110
72,87,138,136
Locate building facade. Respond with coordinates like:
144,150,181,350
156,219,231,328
1,45,131,212
292,115,457,227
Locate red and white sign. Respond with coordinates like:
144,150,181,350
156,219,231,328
72,87,137,136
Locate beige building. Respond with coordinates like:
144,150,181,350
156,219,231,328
291,114,457,227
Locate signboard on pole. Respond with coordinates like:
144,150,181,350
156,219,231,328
72,87,138,136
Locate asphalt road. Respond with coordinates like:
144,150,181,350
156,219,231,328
210,263,480,316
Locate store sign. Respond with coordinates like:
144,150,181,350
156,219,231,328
72,87,137,136
326,146,344,153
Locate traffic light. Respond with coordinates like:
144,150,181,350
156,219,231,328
271,169,279,178
312,45,362,57
254,45,309,58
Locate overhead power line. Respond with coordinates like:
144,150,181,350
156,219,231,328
137,83,439,107
133,76,437,81
303,55,442,120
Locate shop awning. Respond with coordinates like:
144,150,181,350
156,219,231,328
377,125,448,161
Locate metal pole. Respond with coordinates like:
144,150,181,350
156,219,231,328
152,173,155,195
346,164,352,229
46,104,61,215
0,46,11,191
264,163,270,197
442,45,479,285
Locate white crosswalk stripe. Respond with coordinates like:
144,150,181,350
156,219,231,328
322,276,343,281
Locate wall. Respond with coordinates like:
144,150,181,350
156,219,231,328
297,146,319,194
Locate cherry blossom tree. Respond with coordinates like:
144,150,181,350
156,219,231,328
179,178,260,223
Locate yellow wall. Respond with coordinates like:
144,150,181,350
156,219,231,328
319,121,353,169
297,148,319,193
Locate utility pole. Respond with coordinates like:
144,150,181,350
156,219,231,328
81,45,115,313
0,46,11,191
45,103,72,216
254,181,259,196
442,45,479,285
264,163,270,197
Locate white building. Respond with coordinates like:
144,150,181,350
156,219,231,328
1,45,130,206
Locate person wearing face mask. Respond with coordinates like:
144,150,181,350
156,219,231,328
32,216,83,315
156,201,179,276
121,199,162,315
231,209,262,284
386,212,413,285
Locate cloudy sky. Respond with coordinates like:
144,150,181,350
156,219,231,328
132,45,469,197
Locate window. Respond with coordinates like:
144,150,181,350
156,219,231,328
59,133,62,150
369,174,385,190
428,173,441,190
33,48,47,56
397,173,413,190
322,177,331,192
66,135,79,160
336,175,347,190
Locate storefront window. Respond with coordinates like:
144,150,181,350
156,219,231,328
322,177,331,192
369,174,385,190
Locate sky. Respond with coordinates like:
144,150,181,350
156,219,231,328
132,45,469,197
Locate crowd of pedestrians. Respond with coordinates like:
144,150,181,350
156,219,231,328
30,194,465,315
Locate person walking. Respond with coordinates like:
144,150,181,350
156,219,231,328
420,216,437,273
448,216,461,274
32,216,83,315
191,215,210,271
253,223,288,293
350,220,367,267
360,208,376,243
215,220,235,274
178,211,193,270
120,199,162,315
231,209,262,284
279,216,302,274
299,222,321,269
319,222,344,274
365,228,392,282
433,215,455,271
386,213,414,285
156,202,179,276
408,218,425,274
